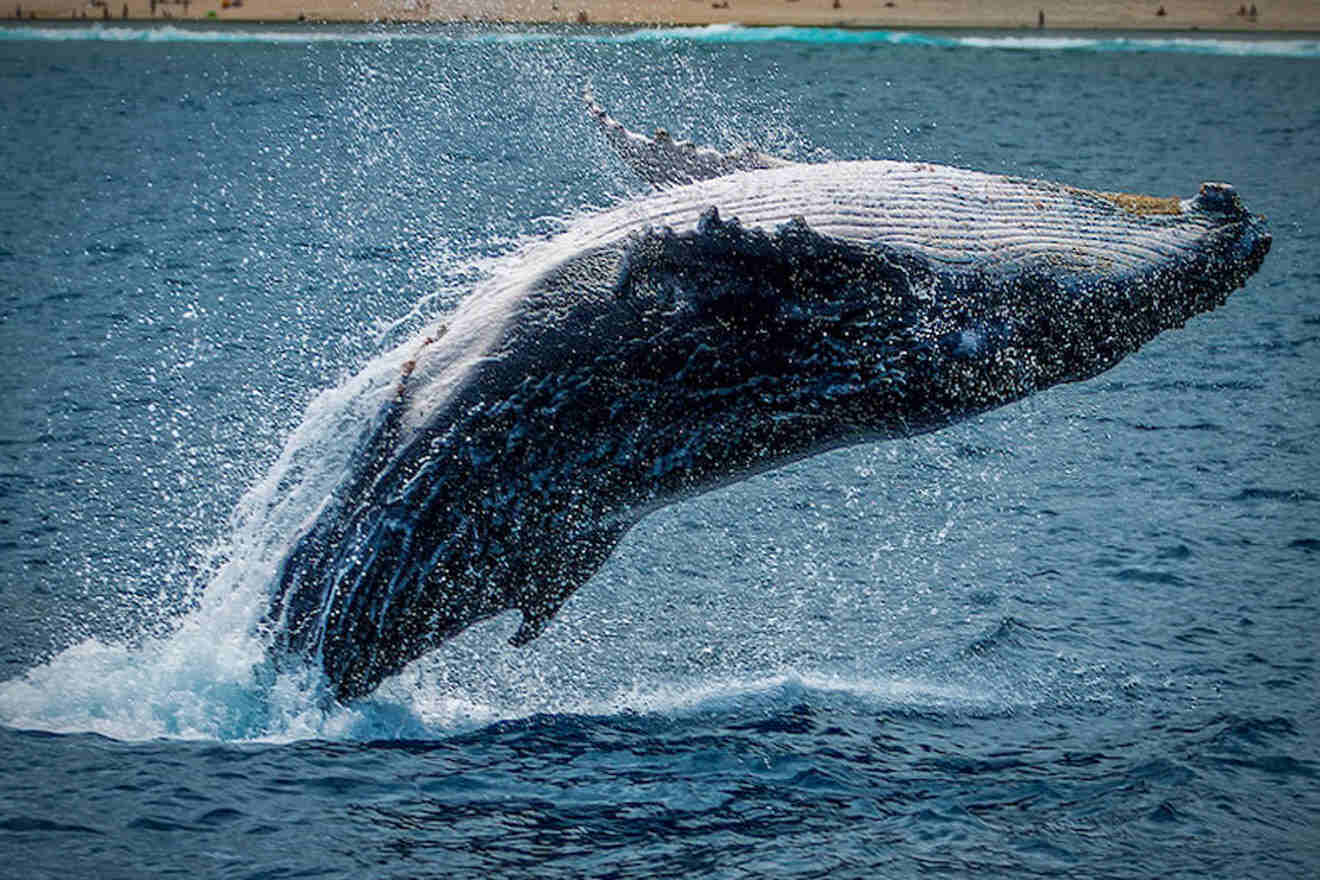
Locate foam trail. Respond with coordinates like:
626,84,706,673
306,671,1017,742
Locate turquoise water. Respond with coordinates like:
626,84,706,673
1,24,1317,877
3,22,1320,56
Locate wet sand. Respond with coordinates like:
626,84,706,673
7,0,1318,33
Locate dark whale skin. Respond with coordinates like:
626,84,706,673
266,161,1270,702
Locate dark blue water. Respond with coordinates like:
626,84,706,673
1,23,1317,878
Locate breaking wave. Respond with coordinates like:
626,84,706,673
2,22,1317,58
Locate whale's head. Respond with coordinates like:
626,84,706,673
600,172,1270,463
893,180,1272,425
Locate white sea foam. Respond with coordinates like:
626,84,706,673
279,669,1015,743
1,23,1315,58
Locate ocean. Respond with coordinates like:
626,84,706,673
0,22,1317,878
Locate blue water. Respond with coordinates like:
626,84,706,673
1,23,1318,878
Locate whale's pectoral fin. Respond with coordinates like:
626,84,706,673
510,599,564,647
508,522,634,648
584,84,790,188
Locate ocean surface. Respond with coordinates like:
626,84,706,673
1,22,1318,878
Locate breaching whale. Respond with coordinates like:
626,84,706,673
266,101,1270,702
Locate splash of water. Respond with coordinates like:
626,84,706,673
0,337,413,740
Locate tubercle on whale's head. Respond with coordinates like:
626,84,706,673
1151,181,1271,311
1189,182,1271,271
1188,181,1248,217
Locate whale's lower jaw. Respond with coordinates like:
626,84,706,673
266,163,1270,704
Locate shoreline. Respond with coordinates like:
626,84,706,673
5,19,1320,33
5,0,1320,32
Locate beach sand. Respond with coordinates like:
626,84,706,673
7,0,1318,33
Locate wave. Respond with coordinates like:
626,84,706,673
0,656,1011,744
610,24,1320,57
1,22,1317,57
0,23,410,42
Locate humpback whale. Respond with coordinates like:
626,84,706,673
267,101,1271,702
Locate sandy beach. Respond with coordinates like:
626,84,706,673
6,0,1319,30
